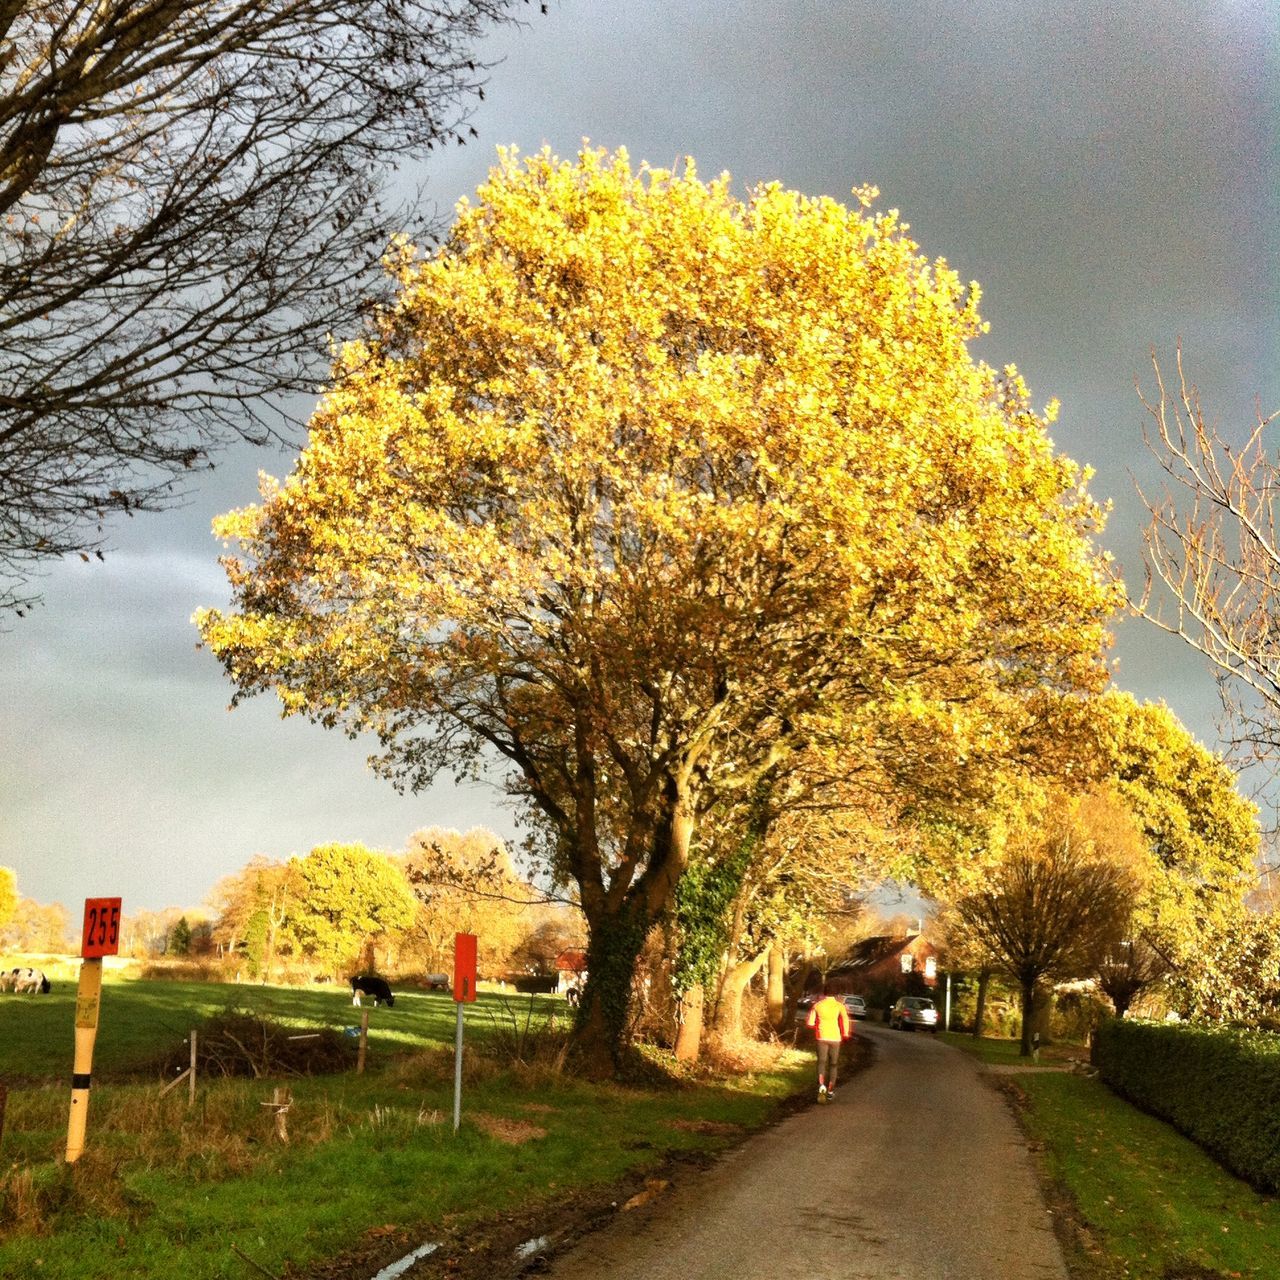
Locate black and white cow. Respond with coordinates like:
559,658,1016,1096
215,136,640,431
350,974,394,1007
11,967,51,994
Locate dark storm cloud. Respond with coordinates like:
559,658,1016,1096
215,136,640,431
2,1,1275,910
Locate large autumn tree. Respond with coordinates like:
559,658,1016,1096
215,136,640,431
198,146,1118,1072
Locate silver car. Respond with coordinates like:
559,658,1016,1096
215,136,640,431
840,994,868,1020
890,995,939,1032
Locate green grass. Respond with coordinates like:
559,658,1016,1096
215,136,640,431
939,1029,1084,1068
0,976,813,1279
0,1060,810,1280
1015,1071,1280,1278
0,975,565,1079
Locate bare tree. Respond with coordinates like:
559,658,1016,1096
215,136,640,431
0,0,523,612
1139,349,1280,768
1095,937,1168,1018
954,797,1137,1056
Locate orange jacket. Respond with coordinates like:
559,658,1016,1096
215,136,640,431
807,995,850,1042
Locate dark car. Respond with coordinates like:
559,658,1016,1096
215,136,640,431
889,995,939,1031
794,993,819,1025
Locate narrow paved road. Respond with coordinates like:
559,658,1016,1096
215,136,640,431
541,1022,1069,1280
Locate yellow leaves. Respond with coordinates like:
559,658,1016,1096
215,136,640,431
197,145,1120,843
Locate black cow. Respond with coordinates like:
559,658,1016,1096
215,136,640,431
350,974,394,1007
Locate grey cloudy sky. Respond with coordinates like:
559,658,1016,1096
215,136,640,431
2,1,1276,915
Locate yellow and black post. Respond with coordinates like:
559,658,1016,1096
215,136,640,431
66,955,103,1162
66,895,121,1164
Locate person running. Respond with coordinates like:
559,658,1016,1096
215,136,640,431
806,985,851,1101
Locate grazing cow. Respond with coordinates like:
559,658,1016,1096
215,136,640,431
350,974,394,1007
12,967,51,994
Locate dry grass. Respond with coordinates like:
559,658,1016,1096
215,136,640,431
667,1117,743,1135
150,1011,357,1079
473,997,573,1074
0,1078,374,1239
699,1031,793,1077
469,1112,548,1144
0,1147,148,1237
0,1165,49,1236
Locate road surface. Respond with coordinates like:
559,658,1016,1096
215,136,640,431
540,1022,1069,1280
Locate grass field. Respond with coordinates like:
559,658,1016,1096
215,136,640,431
938,1029,1087,1069
979,1047,1280,1279
0,973,564,1080
0,975,811,1280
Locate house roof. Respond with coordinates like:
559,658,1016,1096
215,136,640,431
830,934,934,972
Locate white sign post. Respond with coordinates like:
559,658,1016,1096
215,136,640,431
452,933,478,1133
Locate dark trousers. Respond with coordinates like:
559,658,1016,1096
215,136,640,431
816,1039,841,1087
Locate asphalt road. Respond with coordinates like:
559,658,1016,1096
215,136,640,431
539,1022,1070,1280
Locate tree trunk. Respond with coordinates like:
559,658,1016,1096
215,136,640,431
571,899,655,1076
713,950,768,1040
674,983,704,1060
766,943,787,1032
570,989,616,1079
1019,973,1037,1057
264,922,278,983
795,950,822,1012
568,772,698,1074
1032,987,1054,1046
972,968,990,1038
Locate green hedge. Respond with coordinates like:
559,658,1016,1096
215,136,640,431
1093,1019,1280,1191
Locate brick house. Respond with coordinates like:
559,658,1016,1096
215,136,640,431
829,933,940,997
555,948,588,995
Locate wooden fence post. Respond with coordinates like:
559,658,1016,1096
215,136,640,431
260,1087,291,1143
273,1088,290,1142
357,1009,369,1074
188,1030,197,1108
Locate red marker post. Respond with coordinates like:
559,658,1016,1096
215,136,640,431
452,933,477,1132
67,897,121,1162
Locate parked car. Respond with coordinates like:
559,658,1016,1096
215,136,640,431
840,994,868,1020
890,995,939,1032
794,993,819,1025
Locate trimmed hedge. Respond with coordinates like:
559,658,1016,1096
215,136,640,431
1093,1018,1280,1191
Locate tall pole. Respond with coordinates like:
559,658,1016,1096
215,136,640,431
66,957,103,1162
67,896,122,1163
452,932,477,1134
453,1002,464,1133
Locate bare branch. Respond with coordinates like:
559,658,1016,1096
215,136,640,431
0,0,525,611
1138,351,1280,763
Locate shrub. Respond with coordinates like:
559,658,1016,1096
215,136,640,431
1051,988,1109,1044
1093,1018,1280,1192
152,1011,357,1079
474,996,571,1075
